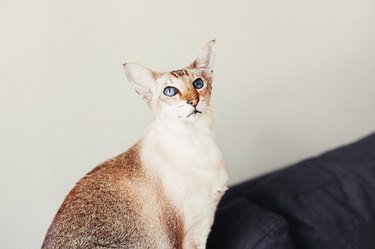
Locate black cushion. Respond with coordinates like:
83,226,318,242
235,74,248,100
210,133,375,249
207,198,295,249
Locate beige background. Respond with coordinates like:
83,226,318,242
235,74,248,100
1,0,375,248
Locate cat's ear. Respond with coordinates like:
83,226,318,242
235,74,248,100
123,63,157,102
188,40,216,73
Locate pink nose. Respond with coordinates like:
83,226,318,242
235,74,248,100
187,98,199,107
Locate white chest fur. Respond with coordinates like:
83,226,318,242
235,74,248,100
140,120,227,248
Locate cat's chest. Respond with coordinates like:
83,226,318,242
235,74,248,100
140,127,227,207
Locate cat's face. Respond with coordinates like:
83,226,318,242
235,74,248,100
124,41,215,124
148,68,213,122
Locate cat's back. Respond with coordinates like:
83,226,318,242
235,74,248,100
42,144,183,249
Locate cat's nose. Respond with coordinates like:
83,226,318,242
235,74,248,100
187,97,199,107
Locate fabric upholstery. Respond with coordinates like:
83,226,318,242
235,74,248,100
208,133,375,249
207,198,295,249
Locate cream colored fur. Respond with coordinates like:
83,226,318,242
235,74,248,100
125,40,227,249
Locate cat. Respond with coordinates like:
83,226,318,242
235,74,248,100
42,40,228,249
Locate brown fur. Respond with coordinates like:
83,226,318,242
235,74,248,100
42,144,183,249
170,69,189,78
187,61,197,70
181,85,199,104
168,67,213,104
160,193,184,249
151,70,161,80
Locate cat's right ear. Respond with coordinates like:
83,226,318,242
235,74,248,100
123,63,157,102
188,40,216,73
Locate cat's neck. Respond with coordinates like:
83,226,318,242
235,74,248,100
139,108,223,183
150,105,213,134
140,110,215,156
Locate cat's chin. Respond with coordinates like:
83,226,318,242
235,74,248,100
187,110,202,118
184,112,203,122
174,113,201,121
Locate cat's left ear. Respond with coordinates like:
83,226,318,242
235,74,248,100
123,62,157,102
188,40,216,73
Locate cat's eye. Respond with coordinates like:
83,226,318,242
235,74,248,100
192,78,204,89
163,86,179,97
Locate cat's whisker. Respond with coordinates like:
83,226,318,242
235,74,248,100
210,106,231,114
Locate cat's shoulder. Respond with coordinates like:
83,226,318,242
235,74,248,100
84,143,145,181
58,143,148,214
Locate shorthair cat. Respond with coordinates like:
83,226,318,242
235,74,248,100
42,40,228,249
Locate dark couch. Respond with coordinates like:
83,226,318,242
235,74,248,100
207,133,375,249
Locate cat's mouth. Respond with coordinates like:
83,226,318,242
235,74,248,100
187,109,202,118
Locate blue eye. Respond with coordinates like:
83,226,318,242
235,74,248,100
163,86,178,97
193,78,204,89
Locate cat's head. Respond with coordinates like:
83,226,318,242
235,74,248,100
123,40,215,126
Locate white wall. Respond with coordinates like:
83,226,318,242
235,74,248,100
1,0,374,248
